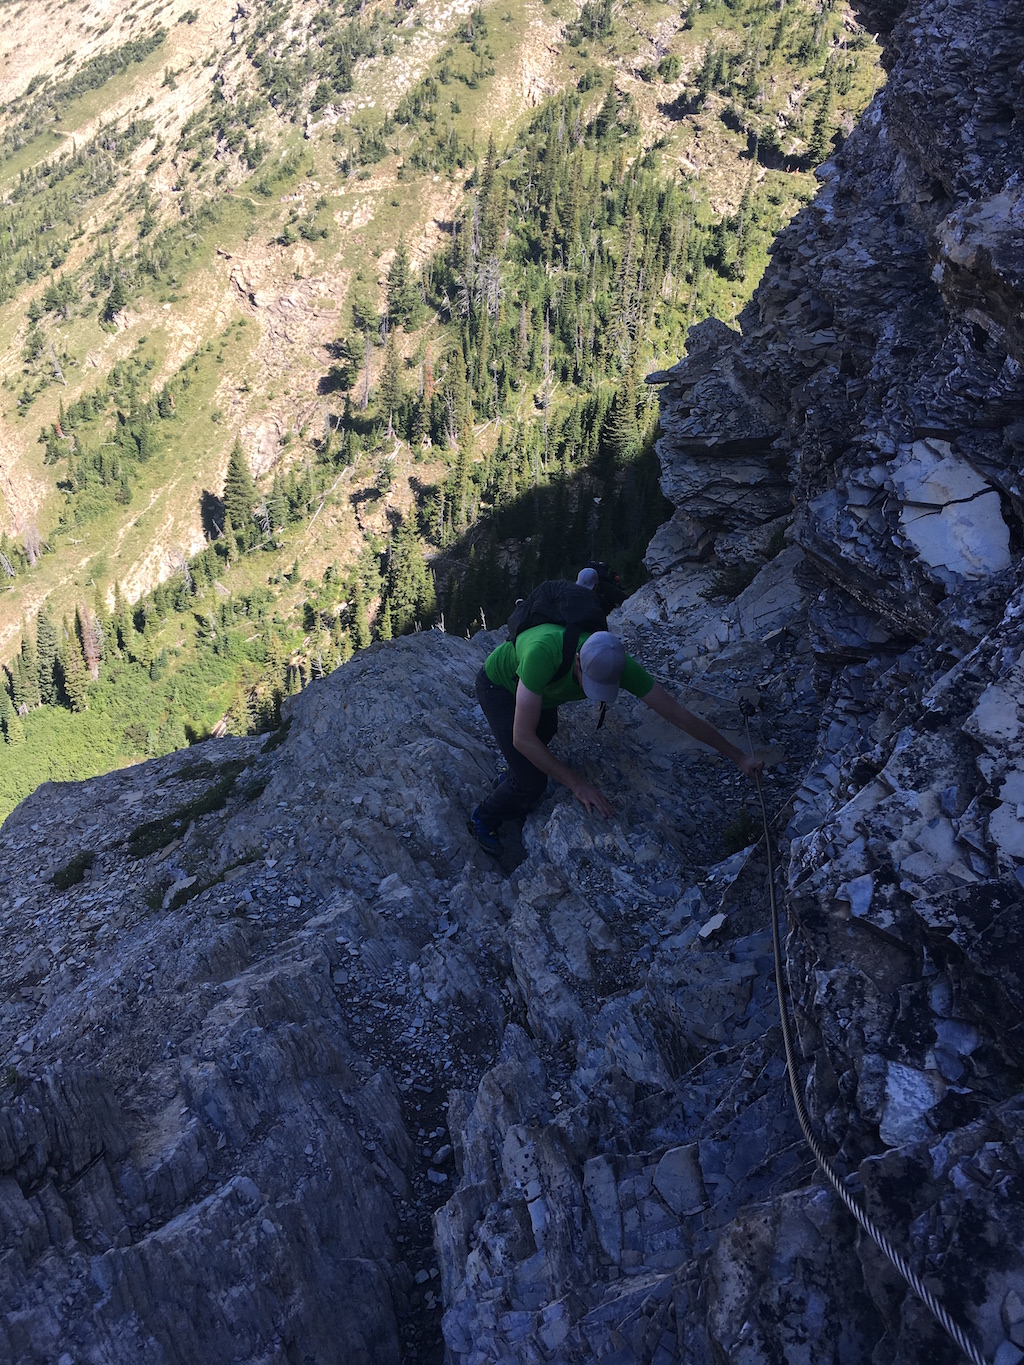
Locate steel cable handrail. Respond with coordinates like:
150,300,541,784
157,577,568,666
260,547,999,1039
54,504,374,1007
749,757,989,1365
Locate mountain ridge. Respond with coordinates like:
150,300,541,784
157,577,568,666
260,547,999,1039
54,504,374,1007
0,0,873,662
4,0,1024,1360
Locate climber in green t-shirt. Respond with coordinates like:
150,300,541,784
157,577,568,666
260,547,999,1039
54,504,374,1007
470,624,763,855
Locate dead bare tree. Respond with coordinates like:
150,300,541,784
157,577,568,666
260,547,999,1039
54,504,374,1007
170,548,194,592
444,387,459,448
78,604,103,680
48,342,67,387
255,499,272,540
361,330,372,411
23,524,41,566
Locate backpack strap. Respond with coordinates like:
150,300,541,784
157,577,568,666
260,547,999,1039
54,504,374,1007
555,626,580,682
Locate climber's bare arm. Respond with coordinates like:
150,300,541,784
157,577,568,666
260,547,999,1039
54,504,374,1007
642,682,763,778
512,682,614,816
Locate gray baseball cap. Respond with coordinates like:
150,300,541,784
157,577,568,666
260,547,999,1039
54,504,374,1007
579,632,626,702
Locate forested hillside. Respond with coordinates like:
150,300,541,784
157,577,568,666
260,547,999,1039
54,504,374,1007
0,0,880,819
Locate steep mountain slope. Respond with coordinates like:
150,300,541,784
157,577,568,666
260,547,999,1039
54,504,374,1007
0,599,817,1364
5,0,1023,1362
0,0,878,819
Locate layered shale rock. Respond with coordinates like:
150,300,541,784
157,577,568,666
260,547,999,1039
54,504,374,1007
3,0,1024,1362
0,624,814,1363
635,0,1024,1360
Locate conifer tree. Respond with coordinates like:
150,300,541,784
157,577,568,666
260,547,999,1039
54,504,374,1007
0,680,22,745
443,349,472,445
349,279,379,339
515,302,531,383
103,270,128,322
478,135,505,256
607,366,641,464
376,598,393,641
223,440,258,548
191,552,212,590
13,631,40,710
386,238,420,327
220,515,235,566
131,610,156,669
379,331,403,436
450,441,472,532
595,85,619,140
453,209,476,316
732,155,758,280
61,617,90,712
113,582,133,655
40,425,63,465
385,521,436,636
410,390,430,447
0,675,13,740
268,475,289,531
442,570,461,630
563,403,583,468
807,67,836,164
335,629,354,666
36,612,59,704
264,631,287,691
695,43,716,101
351,580,371,649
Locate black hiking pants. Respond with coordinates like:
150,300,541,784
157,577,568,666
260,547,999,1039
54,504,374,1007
475,666,558,828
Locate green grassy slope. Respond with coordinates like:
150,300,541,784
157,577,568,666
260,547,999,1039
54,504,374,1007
0,0,880,821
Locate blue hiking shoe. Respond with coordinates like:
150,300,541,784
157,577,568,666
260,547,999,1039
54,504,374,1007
469,806,503,856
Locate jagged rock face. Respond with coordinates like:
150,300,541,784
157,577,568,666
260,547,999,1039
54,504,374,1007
650,0,1024,641
3,3,1024,1365
639,0,1024,1361
0,622,820,1363
849,0,908,41
0,736,417,1364
0,633,526,1364
646,317,791,532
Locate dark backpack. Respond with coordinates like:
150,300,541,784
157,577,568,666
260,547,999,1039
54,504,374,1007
507,579,609,683
584,560,627,612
